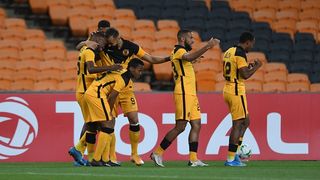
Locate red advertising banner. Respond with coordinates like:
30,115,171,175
0,93,319,162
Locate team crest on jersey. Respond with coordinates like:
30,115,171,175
123,49,129,56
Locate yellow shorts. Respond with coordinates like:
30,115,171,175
223,92,248,120
174,94,201,121
118,90,138,114
76,92,91,122
84,94,113,122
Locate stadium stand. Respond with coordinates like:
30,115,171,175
0,0,319,92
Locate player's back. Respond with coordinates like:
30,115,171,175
76,46,98,93
170,45,196,96
222,45,248,95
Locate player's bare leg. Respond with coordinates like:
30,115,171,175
151,120,187,167
187,120,208,167
126,111,144,165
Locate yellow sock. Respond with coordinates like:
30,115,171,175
110,133,117,162
75,133,86,155
129,130,140,156
154,146,165,156
93,132,111,161
227,151,236,162
189,152,197,162
101,133,113,162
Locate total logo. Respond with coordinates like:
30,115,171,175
0,97,38,159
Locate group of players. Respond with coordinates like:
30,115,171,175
68,19,262,167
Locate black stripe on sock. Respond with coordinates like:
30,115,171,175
160,138,172,150
85,132,96,144
189,142,198,152
228,144,238,152
129,124,140,132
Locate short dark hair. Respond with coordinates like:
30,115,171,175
239,32,254,43
177,29,192,40
89,31,106,42
128,58,144,68
98,20,110,29
105,27,119,38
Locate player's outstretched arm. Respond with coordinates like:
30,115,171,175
182,38,220,62
86,62,122,74
140,54,171,64
238,59,262,80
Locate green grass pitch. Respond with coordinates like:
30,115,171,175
0,161,319,180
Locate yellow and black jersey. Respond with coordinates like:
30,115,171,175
85,71,133,99
100,38,146,70
76,46,100,93
171,45,196,96
223,45,248,95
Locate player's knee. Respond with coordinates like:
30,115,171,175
101,127,114,134
129,123,140,132
85,132,96,144
175,124,186,133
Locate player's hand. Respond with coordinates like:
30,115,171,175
207,38,220,49
109,64,123,71
253,59,262,68
86,40,99,49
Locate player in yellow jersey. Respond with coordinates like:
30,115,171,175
100,28,170,165
222,32,262,167
84,58,145,166
68,31,122,166
150,29,220,167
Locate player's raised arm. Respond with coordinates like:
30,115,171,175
140,53,170,64
182,37,220,62
238,59,262,80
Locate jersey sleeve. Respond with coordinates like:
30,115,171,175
113,75,126,92
128,40,146,58
236,56,248,69
136,46,146,58
84,49,95,63
175,48,187,60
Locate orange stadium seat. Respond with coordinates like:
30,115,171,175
254,0,279,11
0,39,20,54
69,16,89,36
196,70,216,81
202,50,222,62
113,9,136,22
193,60,220,73
112,19,133,39
0,66,15,82
34,79,59,91
29,0,48,14
197,79,215,92
0,8,6,19
276,9,299,21
253,9,276,25
134,82,152,92
58,80,76,91
14,69,38,81
264,71,287,82
246,81,263,92
69,0,93,9
246,52,267,64
67,50,79,61
45,39,66,51
299,9,320,21
19,49,44,61
229,0,255,16
310,83,320,92
214,81,225,92
264,62,287,73
36,68,62,82
0,50,20,62
247,69,264,83
300,0,320,10
215,72,225,83
296,20,318,37
157,20,179,33
11,79,34,91
4,18,26,31
133,38,153,54
21,39,44,52
152,41,172,52
263,82,286,92
155,30,176,42
133,20,156,33
277,0,301,11
0,30,25,41
287,73,310,83
272,19,296,38
156,39,176,49
89,8,114,23
93,0,115,10
48,0,69,26
286,82,310,92
24,29,46,41
0,79,11,91
131,30,155,42
153,61,173,81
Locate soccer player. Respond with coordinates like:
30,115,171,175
150,29,220,167
68,31,122,166
84,58,145,166
222,32,262,167
98,27,170,165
